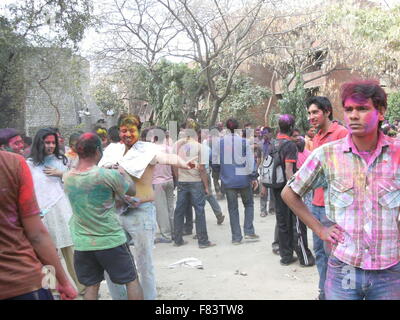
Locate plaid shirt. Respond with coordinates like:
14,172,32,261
288,132,400,270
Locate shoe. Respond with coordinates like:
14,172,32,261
154,237,172,244
300,256,316,267
280,256,298,266
182,230,192,236
232,240,242,245
199,241,216,249
173,240,188,247
193,234,198,240
216,215,225,225
272,248,280,255
260,212,267,217
244,234,260,240
268,211,275,215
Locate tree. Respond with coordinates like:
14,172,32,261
156,0,304,127
219,73,270,123
92,79,126,114
275,74,309,133
109,60,207,127
0,0,95,128
96,0,312,126
318,2,400,86
386,91,400,124
5,0,94,48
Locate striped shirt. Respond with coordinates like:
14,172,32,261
288,132,400,270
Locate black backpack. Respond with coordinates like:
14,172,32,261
260,139,292,189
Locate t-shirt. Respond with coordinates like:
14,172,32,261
63,166,129,251
276,134,298,165
0,151,44,299
173,138,205,182
296,148,311,170
152,144,173,184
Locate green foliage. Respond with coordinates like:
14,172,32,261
219,74,270,123
120,60,207,127
321,3,400,85
275,74,309,133
386,91,400,124
92,80,125,114
6,0,95,48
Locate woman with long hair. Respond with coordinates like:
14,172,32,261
27,128,85,297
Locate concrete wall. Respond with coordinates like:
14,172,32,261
10,48,106,140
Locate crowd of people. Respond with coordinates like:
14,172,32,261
1,79,400,300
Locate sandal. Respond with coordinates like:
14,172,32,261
260,212,267,217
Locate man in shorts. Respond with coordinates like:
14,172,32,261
64,132,143,300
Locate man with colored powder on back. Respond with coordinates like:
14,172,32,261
282,79,400,300
63,133,142,300
305,96,348,300
98,114,194,300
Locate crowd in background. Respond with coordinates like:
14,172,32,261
1,80,400,301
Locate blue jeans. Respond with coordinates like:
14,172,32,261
311,205,335,294
225,186,255,242
325,256,400,300
118,202,157,300
174,182,209,245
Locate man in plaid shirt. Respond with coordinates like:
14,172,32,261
282,79,400,300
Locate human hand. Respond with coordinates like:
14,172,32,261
204,187,209,195
124,195,141,208
252,180,259,191
43,167,63,177
118,165,128,176
185,156,198,169
56,282,78,300
318,225,345,245
103,163,119,169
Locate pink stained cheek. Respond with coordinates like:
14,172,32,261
364,111,379,133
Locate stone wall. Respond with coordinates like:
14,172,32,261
4,47,104,139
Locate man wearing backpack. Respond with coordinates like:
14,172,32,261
264,114,314,266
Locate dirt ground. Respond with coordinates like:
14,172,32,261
97,195,319,300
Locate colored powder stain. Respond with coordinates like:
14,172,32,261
393,148,400,165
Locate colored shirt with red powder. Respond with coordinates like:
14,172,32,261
0,151,44,299
63,166,129,251
288,133,400,270
296,148,311,170
312,122,348,206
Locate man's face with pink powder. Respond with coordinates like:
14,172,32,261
343,97,385,137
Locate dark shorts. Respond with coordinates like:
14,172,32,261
74,243,137,286
6,288,54,300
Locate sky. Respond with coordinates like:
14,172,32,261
2,0,400,72
77,0,400,63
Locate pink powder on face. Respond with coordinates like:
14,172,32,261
344,97,379,135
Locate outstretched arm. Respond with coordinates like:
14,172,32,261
154,151,195,169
